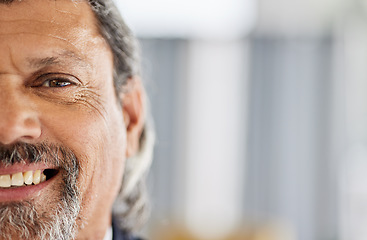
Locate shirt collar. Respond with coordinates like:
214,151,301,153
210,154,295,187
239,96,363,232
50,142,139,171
103,226,113,240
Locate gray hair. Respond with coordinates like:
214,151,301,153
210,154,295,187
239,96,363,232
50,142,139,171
0,0,155,234
86,0,154,233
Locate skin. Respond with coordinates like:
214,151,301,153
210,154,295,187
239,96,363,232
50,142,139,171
0,0,144,239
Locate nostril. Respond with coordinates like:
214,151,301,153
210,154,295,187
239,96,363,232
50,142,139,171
0,114,41,145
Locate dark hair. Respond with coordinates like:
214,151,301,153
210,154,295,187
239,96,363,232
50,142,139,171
0,0,152,234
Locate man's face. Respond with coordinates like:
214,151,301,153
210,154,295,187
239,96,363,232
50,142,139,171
0,0,140,239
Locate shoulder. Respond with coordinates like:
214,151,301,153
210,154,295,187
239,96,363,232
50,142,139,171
112,220,145,240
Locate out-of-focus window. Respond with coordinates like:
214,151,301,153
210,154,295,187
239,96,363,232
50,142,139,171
116,0,367,239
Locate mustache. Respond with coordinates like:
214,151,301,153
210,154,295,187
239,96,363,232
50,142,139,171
0,142,77,168
0,142,81,239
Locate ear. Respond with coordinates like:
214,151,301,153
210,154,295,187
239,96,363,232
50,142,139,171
120,77,145,158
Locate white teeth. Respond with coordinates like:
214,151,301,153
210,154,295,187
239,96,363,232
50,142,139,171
24,171,33,185
40,173,46,183
0,169,51,188
0,175,11,188
33,170,41,185
11,172,24,186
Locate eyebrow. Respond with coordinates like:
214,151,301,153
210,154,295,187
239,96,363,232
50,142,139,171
27,50,91,70
28,56,59,68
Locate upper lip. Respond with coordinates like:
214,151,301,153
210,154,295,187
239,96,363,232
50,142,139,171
0,162,56,175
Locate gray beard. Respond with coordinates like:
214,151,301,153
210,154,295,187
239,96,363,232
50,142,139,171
0,143,81,240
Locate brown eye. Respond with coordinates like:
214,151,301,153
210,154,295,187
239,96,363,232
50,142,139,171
42,79,72,87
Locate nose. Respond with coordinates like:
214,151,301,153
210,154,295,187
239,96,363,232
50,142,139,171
0,90,41,145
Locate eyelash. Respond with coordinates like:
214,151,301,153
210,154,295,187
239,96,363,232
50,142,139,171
34,73,79,88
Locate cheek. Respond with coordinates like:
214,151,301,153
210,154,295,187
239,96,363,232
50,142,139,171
40,98,127,206
78,108,127,220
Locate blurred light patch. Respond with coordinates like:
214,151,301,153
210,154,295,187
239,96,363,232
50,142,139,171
115,0,256,38
257,0,344,34
184,40,246,240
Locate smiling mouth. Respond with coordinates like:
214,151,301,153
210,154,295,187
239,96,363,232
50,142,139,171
0,169,59,188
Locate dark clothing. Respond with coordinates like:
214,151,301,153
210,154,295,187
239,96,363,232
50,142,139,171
112,220,143,240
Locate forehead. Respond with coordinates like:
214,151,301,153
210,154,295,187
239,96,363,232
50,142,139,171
0,0,96,31
0,0,110,72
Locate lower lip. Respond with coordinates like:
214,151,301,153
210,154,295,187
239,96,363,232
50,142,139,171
0,174,58,202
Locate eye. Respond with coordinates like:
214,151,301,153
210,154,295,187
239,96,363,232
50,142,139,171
32,73,80,89
42,78,73,88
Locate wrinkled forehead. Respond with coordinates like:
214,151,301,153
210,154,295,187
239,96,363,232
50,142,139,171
0,0,112,74
0,0,99,37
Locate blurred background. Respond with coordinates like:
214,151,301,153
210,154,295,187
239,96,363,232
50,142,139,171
116,0,367,239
